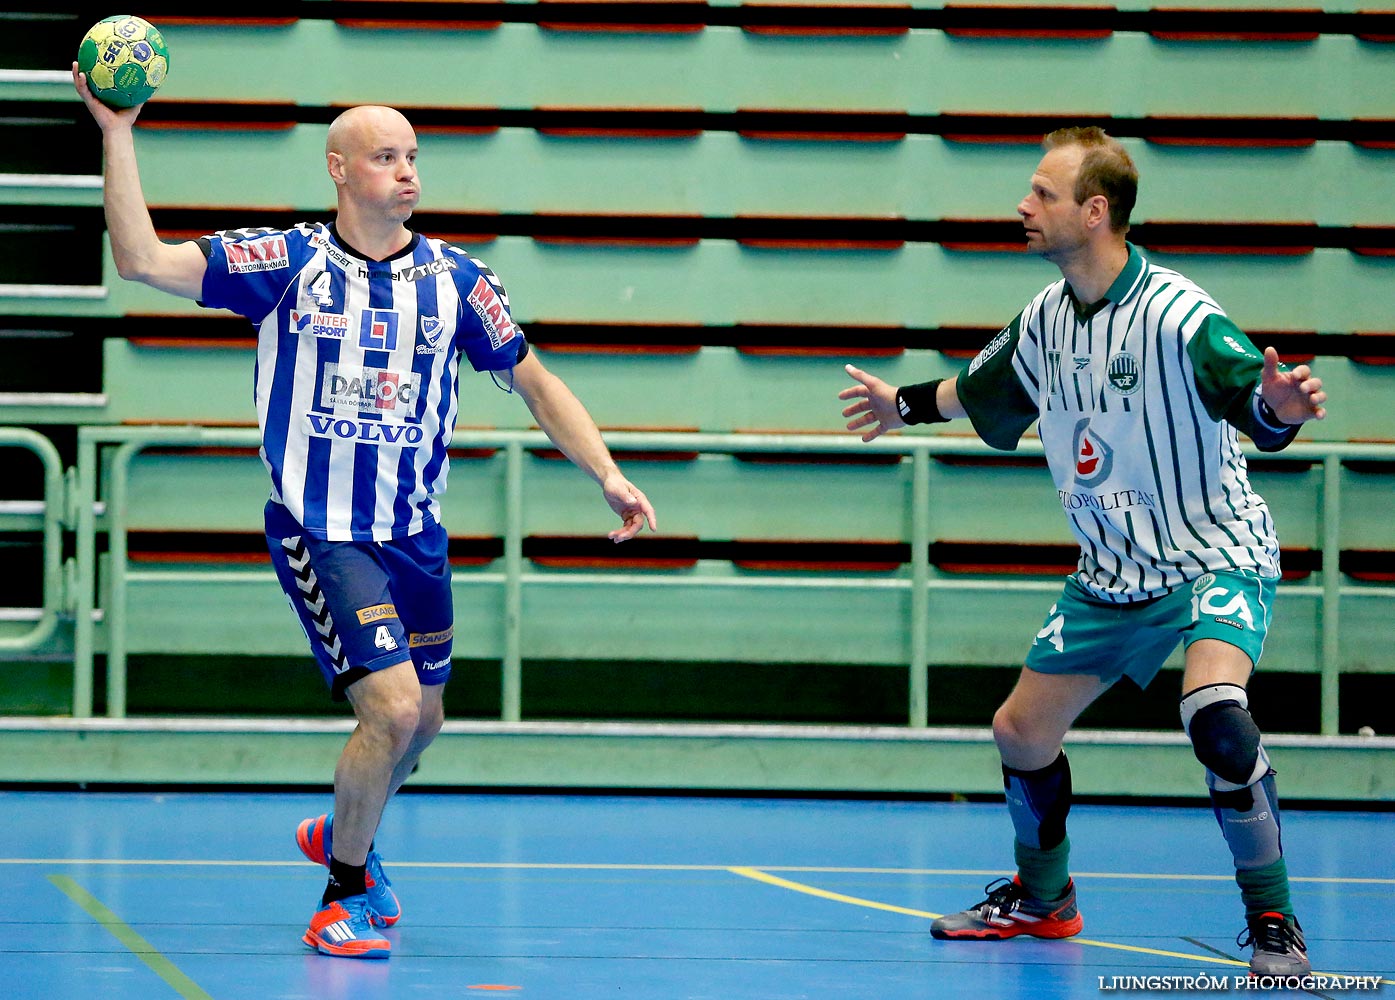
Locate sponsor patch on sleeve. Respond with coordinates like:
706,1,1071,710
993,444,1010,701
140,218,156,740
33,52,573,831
224,234,290,274
968,326,1012,377
466,275,520,351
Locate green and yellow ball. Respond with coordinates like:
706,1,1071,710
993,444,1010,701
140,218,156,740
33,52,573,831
78,15,170,109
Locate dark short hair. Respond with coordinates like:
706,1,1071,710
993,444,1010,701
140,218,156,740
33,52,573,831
1043,127,1138,233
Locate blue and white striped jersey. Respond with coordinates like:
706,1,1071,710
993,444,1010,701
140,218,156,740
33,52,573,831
199,222,526,542
957,244,1296,603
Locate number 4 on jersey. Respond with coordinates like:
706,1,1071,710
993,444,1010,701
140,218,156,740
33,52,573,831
309,269,334,308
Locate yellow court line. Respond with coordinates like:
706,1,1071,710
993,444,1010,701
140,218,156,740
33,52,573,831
5,859,1392,886
47,875,215,1000
730,866,950,921
728,866,1395,984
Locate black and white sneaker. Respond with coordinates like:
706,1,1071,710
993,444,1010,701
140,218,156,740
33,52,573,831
930,876,1082,940
1238,912,1310,977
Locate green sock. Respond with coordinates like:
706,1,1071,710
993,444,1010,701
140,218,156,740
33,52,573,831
1236,857,1292,918
1015,837,1071,902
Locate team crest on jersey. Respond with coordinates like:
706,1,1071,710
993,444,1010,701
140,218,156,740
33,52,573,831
224,234,289,273
1107,352,1141,395
420,316,444,346
466,275,519,351
1071,418,1114,488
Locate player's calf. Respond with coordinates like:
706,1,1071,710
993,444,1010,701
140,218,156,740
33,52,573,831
1181,683,1310,977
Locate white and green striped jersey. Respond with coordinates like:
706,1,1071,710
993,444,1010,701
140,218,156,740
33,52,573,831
958,244,1298,604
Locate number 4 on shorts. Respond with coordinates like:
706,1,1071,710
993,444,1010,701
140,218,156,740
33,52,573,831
374,625,398,652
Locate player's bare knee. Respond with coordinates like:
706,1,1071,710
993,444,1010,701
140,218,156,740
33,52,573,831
416,699,445,744
990,704,1021,749
991,704,1053,762
361,693,424,755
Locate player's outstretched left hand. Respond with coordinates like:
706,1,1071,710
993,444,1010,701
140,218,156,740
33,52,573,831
602,475,657,542
1260,346,1327,425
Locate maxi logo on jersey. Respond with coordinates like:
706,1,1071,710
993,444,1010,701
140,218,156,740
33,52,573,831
466,276,519,351
225,235,289,273
321,363,420,414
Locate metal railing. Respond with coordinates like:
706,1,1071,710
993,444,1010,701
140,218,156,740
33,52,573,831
0,428,64,652
69,425,1395,732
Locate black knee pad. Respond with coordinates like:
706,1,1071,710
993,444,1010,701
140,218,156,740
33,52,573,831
1181,683,1268,790
1189,701,1262,786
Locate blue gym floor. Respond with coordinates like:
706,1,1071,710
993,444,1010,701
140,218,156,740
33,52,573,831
2,790,1390,1000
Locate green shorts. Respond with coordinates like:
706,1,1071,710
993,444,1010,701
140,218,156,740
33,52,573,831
1023,569,1277,689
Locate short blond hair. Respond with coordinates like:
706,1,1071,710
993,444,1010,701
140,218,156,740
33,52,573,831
1043,127,1138,232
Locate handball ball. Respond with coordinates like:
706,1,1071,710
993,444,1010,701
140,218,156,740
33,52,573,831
78,15,169,109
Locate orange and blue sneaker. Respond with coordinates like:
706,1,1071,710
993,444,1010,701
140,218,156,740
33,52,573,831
296,813,402,928
930,876,1083,940
303,894,390,959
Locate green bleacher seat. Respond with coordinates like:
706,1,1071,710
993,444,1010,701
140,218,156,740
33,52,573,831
2,1,1392,746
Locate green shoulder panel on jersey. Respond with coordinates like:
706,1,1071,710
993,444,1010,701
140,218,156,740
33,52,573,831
1186,313,1296,451
956,311,1038,452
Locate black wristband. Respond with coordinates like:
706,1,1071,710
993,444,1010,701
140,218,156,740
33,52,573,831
895,379,948,425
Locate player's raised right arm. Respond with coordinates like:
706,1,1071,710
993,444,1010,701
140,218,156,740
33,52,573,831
72,64,207,301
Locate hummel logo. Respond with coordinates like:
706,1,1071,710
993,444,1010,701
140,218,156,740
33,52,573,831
281,538,309,569
279,534,346,671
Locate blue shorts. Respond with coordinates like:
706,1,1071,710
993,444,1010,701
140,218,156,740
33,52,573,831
1024,569,1277,689
264,501,454,701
